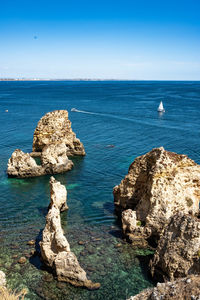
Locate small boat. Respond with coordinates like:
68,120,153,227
157,101,165,112
71,108,78,112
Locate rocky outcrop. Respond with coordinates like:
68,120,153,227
121,209,149,247
41,143,73,175
113,147,200,241
127,275,200,300
0,271,6,287
7,110,85,178
7,149,46,178
150,213,200,281
49,177,68,211
40,177,100,290
7,144,73,178
32,110,85,156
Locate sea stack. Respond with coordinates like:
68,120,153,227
7,110,86,177
7,149,46,178
113,147,200,242
32,110,85,156
40,177,100,290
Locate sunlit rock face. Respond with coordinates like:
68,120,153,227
113,147,200,241
7,110,85,178
49,176,68,212
0,270,6,287
150,212,200,281
40,177,100,290
32,110,85,156
127,275,200,300
41,143,73,175
7,145,73,178
7,149,46,178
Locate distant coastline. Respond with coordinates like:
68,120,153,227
0,78,199,82
0,78,136,82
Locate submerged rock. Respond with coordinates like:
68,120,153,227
0,270,6,287
18,257,27,264
127,275,200,300
40,177,100,289
113,147,200,241
150,213,200,281
7,149,45,178
32,110,85,156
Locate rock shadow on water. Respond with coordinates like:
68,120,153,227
134,248,156,285
29,229,43,270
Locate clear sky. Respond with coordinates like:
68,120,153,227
0,0,200,80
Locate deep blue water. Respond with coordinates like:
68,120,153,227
0,81,200,299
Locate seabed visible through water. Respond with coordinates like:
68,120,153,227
1,80,200,299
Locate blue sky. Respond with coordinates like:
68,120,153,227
0,0,200,80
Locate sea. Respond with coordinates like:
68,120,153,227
0,80,199,299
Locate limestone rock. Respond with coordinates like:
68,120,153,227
113,147,200,240
7,149,45,178
7,145,73,178
40,177,100,289
49,176,68,211
121,209,149,247
122,209,137,234
0,271,6,287
41,143,73,174
32,110,85,156
127,275,200,300
150,213,200,281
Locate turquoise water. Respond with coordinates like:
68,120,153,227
0,81,200,299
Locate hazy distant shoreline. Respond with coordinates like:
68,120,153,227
0,78,199,82
0,78,135,82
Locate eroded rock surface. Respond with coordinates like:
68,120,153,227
114,147,200,241
7,149,45,178
40,177,100,289
0,271,6,287
49,177,68,211
32,110,85,156
41,143,73,175
127,275,200,300
7,144,73,178
150,213,200,281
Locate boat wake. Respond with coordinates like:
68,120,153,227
71,108,97,115
71,107,192,133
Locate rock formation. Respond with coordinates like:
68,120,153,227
121,209,149,247
7,149,46,178
0,271,6,287
7,110,85,178
7,145,73,178
127,275,200,300
113,147,200,241
40,177,100,290
32,110,85,156
41,143,73,175
49,176,68,211
150,212,200,281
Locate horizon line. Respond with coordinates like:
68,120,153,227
0,78,200,82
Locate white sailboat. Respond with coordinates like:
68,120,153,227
157,101,165,112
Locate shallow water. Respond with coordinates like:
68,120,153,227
0,80,200,299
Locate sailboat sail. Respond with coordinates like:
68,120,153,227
157,101,165,112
